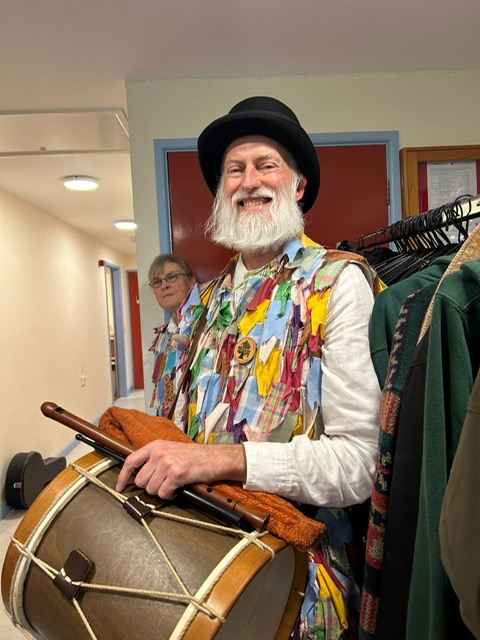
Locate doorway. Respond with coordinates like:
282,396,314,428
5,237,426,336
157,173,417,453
102,262,128,401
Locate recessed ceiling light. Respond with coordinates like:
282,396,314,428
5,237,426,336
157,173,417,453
114,219,137,230
63,176,99,191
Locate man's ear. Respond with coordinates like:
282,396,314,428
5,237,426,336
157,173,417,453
295,175,307,202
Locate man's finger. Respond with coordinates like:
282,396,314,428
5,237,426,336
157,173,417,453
115,463,133,492
115,451,144,492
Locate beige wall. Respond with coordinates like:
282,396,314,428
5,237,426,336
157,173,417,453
126,70,480,401
0,188,135,508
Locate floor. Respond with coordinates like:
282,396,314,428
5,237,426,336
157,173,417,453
0,390,146,639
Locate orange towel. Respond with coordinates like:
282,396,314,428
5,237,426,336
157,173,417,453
98,406,325,551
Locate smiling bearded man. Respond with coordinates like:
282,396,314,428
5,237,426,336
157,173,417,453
117,96,383,640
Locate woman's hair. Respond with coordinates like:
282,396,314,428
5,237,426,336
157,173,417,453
148,253,195,282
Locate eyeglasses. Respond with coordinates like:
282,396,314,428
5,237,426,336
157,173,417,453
149,273,189,289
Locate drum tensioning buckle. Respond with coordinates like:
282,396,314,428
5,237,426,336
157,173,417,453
53,549,94,601
123,492,165,522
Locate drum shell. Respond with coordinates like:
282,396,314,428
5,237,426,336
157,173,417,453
2,452,308,640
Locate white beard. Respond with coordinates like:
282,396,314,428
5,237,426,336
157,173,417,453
205,176,305,253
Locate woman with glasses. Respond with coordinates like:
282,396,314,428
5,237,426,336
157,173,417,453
148,254,197,416
148,254,196,316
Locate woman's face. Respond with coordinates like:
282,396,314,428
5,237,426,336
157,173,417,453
150,260,194,315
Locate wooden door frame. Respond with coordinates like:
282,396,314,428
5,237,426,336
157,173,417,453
154,131,402,254
100,261,128,399
400,144,480,216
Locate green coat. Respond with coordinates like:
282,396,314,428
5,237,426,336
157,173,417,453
406,259,480,640
440,366,480,639
369,254,454,389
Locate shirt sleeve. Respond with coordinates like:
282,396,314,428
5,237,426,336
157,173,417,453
243,262,381,508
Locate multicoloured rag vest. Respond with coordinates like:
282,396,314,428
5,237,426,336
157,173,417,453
151,235,380,443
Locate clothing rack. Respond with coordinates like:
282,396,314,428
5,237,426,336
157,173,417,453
345,193,480,253
339,194,480,285
359,194,480,640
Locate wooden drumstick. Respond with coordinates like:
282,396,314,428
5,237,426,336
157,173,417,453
40,401,270,532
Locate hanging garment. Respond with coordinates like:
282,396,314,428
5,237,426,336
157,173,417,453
406,258,480,640
440,367,480,640
361,222,480,640
373,326,430,640
360,286,435,640
369,254,454,389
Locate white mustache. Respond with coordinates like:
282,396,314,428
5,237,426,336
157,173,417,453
232,188,276,205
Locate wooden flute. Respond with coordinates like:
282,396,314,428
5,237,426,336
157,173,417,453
40,401,270,532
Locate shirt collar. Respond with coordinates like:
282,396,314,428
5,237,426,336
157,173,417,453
283,233,323,265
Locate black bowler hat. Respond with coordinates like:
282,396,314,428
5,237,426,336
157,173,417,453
197,96,320,213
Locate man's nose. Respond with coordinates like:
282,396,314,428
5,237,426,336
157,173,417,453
241,166,262,190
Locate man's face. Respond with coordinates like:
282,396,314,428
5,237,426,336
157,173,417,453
222,136,305,216
205,136,307,254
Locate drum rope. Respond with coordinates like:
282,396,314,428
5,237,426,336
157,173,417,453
71,599,98,640
11,537,57,580
71,462,275,553
148,508,274,551
10,538,99,639
11,537,223,619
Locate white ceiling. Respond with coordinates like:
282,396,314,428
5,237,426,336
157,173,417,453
1,0,479,254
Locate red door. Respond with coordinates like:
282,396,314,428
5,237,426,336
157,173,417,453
168,151,233,283
167,145,388,282
127,270,144,389
311,145,388,247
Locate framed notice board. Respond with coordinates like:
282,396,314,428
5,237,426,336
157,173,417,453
400,145,480,216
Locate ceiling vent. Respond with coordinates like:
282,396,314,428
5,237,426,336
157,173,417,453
0,108,129,157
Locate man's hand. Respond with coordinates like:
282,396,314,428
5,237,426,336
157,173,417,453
115,440,247,499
